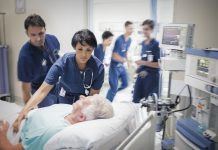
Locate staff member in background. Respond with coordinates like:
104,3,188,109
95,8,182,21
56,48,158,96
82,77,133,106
106,21,133,102
17,14,60,108
13,29,104,133
94,31,113,63
133,19,160,103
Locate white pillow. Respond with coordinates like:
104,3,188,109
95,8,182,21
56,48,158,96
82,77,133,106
44,102,138,150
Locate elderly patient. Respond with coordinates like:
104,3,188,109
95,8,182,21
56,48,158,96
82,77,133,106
0,94,114,150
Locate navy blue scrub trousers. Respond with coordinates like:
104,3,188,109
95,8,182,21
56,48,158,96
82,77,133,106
106,63,128,101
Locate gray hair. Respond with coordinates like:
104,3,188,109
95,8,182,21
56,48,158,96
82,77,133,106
82,94,114,120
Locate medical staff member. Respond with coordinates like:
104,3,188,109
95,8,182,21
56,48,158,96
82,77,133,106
17,14,60,108
13,29,104,133
94,31,113,62
133,20,160,103
106,21,133,101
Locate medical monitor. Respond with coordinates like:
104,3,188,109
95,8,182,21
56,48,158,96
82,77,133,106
160,24,195,50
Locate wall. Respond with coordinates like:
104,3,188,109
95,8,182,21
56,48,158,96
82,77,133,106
0,0,87,100
173,0,218,48
157,0,174,23
93,0,151,42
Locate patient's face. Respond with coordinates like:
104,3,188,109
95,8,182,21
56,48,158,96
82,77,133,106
72,96,92,115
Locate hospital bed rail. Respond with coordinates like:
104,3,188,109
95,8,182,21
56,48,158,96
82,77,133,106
116,111,157,150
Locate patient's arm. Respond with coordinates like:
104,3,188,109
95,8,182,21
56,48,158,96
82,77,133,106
0,121,24,150
13,82,54,133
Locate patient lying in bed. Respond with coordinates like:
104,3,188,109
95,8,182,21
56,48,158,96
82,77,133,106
0,95,114,150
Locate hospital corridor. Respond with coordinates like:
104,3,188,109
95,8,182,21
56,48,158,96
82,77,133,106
0,0,218,150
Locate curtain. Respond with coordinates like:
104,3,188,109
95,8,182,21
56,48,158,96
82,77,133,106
0,46,10,96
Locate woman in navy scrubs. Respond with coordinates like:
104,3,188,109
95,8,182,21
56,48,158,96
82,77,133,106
133,20,160,103
13,29,104,132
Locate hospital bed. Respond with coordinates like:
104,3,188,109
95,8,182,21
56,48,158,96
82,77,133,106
0,99,156,150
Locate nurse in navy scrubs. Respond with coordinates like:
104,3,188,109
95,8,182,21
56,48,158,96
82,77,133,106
94,31,113,62
17,14,60,108
13,29,104,132
133,19,160,103
106,21,133,101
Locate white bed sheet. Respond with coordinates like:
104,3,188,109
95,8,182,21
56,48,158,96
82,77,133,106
0,100,23,144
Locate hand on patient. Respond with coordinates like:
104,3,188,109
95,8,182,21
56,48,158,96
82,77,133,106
13,113,25,133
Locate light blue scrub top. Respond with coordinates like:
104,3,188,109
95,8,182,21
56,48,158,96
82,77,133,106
20,104,72,150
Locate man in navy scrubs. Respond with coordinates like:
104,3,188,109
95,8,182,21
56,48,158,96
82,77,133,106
17,14,60,107
106,21,133,101
133,20,160,103
94,31,113,62
13,29,105,133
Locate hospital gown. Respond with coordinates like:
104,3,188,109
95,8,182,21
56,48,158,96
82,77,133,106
20,104,72,150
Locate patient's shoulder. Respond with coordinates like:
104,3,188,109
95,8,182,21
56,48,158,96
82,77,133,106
28,104,72,118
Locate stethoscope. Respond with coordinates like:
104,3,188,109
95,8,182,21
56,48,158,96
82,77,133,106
82,68,94,95
59,67,94,97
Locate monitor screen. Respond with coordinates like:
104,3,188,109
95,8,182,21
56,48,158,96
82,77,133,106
162,27,181,46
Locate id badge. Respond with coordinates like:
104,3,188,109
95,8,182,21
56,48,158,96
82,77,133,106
142,54,147,58
42,59,47,66
59,87,66,97
85,89,89,96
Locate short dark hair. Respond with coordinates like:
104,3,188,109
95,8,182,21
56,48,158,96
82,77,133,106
142,19,155,30
71,29,97,49
24,14,46,30
102,31,113,40
125,21,133,27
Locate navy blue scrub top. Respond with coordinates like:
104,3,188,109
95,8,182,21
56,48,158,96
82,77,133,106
111,35,131,64
17,34,60,92
44,53,104,95
94,44,105,62
138,39,160,72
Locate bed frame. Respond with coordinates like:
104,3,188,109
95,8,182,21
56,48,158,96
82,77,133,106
116,111,157,150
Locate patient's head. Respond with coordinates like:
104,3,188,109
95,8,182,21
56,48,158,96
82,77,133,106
71,94,114,122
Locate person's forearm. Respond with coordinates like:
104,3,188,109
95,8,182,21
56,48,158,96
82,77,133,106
143,61,159,68
21,82,53,115
112,53,126,63
22,92,31,104
21,83,31,104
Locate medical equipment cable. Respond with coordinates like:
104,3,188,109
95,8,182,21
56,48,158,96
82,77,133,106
168,85,192,115
161,84,192,142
